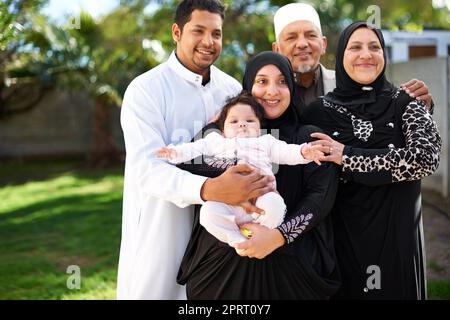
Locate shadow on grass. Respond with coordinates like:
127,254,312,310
0,178,123,299
428,280,450,300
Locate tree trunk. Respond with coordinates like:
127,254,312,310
90,96,122,168
0,78,6,117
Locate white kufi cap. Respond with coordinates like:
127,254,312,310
274,3,322,40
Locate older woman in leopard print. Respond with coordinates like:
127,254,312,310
301,22,441,299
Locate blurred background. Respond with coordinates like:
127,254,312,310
0,0,449,299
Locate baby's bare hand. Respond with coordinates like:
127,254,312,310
301,143,324,165
155,147,177,160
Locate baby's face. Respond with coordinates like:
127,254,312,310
223,103,261,138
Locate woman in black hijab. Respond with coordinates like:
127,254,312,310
177,51,341,299
302,22,442,299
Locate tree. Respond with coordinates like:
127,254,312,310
3,0,449,166
31,5,157,167
145,0,450,79
0,0,49,117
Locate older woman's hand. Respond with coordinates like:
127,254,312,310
310,133,345,165
233,223,285,259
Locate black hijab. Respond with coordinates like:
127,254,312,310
324,22,396,120
242,51,300,140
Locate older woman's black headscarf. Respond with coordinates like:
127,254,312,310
242,51,301,139
324,22,396,119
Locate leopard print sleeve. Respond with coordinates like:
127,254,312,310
341,100,441,183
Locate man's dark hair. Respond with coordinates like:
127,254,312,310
175,0,225,32
216,91,266,132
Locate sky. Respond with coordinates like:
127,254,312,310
41,0,450,23
42,0,120,22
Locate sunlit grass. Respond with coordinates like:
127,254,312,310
0,161,448,300
0,161,123,300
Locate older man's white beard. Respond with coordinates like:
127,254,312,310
296,64,313,73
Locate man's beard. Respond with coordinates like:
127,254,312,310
296,64,313,73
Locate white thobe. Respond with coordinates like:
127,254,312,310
117,52,241,300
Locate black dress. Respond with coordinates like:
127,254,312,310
176,124,341,299
177,52,342,299
301,90,441,299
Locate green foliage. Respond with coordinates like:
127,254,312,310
30,7,155,105
0,0,48,51
141,0,450,78
3,0,449,105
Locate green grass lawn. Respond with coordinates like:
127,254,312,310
428,280,450,300
0,161,448,300
0,161,123,299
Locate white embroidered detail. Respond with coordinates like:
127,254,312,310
203,156,236,169
392,89,401,99
279,213,313,244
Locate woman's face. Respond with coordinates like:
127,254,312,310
343,27,385,85
251,64,291,120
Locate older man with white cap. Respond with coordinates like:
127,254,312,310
272,2,433,110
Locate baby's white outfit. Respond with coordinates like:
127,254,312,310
166,132,311,245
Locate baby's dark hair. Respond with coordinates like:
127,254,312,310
215,91,265,132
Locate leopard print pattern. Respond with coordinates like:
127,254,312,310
342,100,441,182
277,212,313,244
323,99,373,142
352,118,373,142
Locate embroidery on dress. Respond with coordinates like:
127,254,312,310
279,213,313,244
392,89,401,99
203,156,236,169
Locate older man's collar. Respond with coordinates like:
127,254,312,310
294,66,322,88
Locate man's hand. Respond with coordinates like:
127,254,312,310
200,163,275,214
401,79,432,110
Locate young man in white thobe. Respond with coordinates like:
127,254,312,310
117,0,274,300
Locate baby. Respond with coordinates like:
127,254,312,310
156,91,323,249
